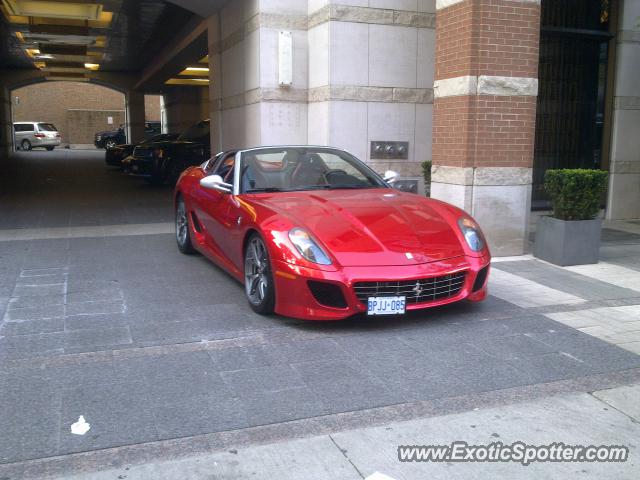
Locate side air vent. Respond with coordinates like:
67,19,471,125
190,212,203,233
472,265,489,292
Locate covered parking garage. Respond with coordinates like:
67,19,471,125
1,1,640,478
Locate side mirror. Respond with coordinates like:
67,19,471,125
200,174,232,193
383,170,399,183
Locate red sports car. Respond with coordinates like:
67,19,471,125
174,146,490,320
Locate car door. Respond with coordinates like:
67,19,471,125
195,152,238,263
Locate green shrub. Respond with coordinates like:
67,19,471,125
421,160,432,184
544,169,608,221
421,161,432,197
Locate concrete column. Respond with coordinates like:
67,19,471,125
125,90,146,144
207,11,222,153
430,0,541,256
307,0,436,177
606,0,640,220
0,83,13,159
162,86,209,134
212,0,308,151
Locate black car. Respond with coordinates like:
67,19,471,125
125,119,210,184
105,133,179,168
95,121,161,149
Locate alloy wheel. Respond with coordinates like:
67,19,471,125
245,236,270,306
176,200,188,246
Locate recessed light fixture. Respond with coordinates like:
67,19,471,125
185,66,209,72
3,0,104,21
165,78,210,86
84,62,99,70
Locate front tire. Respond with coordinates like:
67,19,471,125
46,146,54,151
105,139,117,149
21,140,32,151
244,234,275,315
175,196,195,254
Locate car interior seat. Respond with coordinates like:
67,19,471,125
289,153,327,188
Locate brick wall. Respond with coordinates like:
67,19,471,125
435,0,540,80
433,94,537,168
12,82,161,145
145,95,161,122
67,110,126,145
432,0,541,169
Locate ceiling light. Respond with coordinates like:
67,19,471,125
84,63,99,70
178,66,210,77
3,0,104,21
20,32,100,46
165,78,210,86
25,47,40,57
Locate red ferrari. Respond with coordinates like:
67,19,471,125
174,146,490,320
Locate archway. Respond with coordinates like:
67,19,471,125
12,81,126,149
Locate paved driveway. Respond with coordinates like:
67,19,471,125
1,151,640,472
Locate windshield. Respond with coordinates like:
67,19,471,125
37,123,57,132
143,133,177,144
240,147,387,193
178,121,209,142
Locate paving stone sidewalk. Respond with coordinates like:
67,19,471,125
53,384,640,480
2,152,640,479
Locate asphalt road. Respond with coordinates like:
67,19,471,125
1,150,640,476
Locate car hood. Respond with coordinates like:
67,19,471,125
252,189,465,266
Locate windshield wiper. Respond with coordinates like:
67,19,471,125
328,184,373,189
244,187,283,193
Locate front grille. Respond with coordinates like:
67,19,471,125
353,272,466,305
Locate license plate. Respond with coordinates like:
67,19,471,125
367,296,406,315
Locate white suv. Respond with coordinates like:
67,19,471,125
13,122,62,151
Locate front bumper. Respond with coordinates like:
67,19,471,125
125,157,153,177
271,254,490,320
105,149,124,166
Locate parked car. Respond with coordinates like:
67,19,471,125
13,122,61,151
174,146,491,320
105,133,179,168
95,121,161,149
125,119,210,184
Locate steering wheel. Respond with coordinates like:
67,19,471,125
323,169,348,183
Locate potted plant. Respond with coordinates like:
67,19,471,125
534,169,608,266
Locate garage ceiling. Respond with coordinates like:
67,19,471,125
0,0,200,82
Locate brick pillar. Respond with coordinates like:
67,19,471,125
430,0,541,256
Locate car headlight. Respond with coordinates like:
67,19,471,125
458,217,485,252
288,228,331,265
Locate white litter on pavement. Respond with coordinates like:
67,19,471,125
70,416,91,435
365,473,397,480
